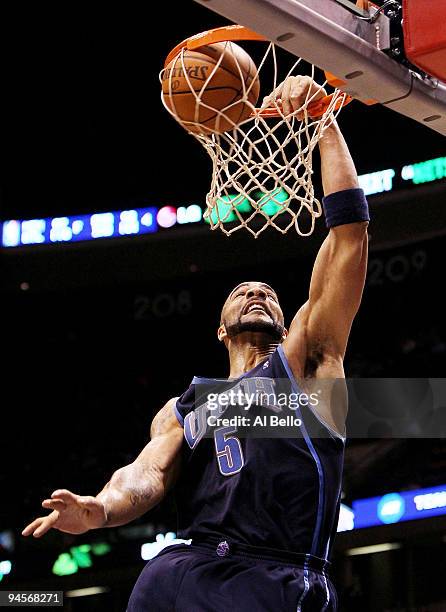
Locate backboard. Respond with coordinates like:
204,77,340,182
193,0,446,135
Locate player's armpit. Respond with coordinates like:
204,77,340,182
282,302,350,437
97,397,184,527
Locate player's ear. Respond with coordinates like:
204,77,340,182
282,327,289,341
217,323,227,342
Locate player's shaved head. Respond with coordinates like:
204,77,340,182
221,281,279,321
219,281,285,342
227,281,278,302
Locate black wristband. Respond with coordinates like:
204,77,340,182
322,188,370,228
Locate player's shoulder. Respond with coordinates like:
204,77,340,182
164,396,180,409
173,377,200,426
151,397,181,434
154,396,181,415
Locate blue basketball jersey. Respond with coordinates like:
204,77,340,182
173,345,345,561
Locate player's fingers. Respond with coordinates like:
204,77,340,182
290,80,307,113
262,82,284,108
51,489,78,504
307,81,327,105
281,78,292,116
22,518,43,537
42,499,66,511
22,513,57,537
271,81,284,101
33,512,60,538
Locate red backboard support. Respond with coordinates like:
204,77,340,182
403,0,446,81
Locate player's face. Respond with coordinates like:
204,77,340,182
220,281,285,342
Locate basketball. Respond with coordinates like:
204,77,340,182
161,41,260,134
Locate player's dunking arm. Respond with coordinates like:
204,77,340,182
285,121,368,364
22,398,183,537
278,78,368,371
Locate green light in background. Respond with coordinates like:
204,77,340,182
0,560,11,582
70,544,93,568
359,169,395,196
255,187,288,216
402,157,446,184
205,189,290,225
52,553,78,576
91,542,112,556
205,194,251,225
51,542,111,576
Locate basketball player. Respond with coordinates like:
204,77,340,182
23,76,369,611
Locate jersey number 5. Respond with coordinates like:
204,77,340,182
214,426,244,476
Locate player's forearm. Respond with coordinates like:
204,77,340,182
96,463,165,528
318,120,359,196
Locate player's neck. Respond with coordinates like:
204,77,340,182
227,333,279,378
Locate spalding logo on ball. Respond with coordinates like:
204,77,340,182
161,41,260,135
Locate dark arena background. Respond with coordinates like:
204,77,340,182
2,3,446,611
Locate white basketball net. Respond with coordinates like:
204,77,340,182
160,38,349,238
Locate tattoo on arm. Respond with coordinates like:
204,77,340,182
99,399,182,527
129,491,144,507
129,463,162,507
151,409,172,436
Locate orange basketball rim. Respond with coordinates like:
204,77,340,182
164,24,353,119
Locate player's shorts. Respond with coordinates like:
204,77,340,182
126,537,338,611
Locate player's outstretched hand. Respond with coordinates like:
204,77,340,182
262,75,327,117
22,489,107,538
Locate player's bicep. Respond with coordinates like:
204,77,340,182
150,397,183,438
307,222,368,358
